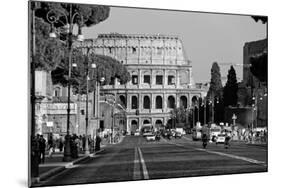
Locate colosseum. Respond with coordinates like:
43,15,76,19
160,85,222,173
76,33,207,134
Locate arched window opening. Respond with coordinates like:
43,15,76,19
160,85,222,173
180,96,188,108
132,96,138,109
168,96,175,108
156,96,163,109
143,96,150,109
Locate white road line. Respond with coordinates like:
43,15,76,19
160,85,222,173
195,148,267,166
165,141,266,167
133,147,141,180
138,147,150,179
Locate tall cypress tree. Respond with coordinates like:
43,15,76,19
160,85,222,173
207,62,223,100
223,66,238,107
207,62,223,123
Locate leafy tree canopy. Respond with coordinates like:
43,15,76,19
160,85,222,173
250,53,267,83
35,2,110,28
170,106,187,124
207,62,223,100
34,17,66,71
51,50,131,95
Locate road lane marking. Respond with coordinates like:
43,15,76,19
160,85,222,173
138,147,150,179
133,147,141,180
195,148,267,166
164,140,267,167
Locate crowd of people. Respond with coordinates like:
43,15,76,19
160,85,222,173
32,133,102,164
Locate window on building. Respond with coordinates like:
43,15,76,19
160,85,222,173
156,75,163,85
119,95,127,108
168,75,175,85
132,75,138,85
132,47,136,54
156,96,163,109
168,96,175,108
143,96,150,109
54,87,61,97
109,47,112,54
157,47,162,55
132,96,138,109
143,75,150,84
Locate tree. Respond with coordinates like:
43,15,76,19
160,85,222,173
207,62,223,100
35,2,110,28
34,1,110,71
34,17,66,71
223,66,238,107
51,51,131,95
170,107,189,129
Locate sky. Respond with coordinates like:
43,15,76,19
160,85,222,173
82,6,267,83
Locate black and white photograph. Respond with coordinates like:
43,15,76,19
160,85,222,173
27,0,269,187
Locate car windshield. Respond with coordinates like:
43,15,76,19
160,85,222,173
218,134,225,136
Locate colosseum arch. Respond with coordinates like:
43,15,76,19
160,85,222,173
143,95,150,109
180,95,188,108
168,95,176,108
131,120,138,133
131,95,138,109
155,96,163,109
119,95,127,108
191,95,199,106
143,119,151,125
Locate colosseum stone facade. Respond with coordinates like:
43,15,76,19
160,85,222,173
76,33,207,133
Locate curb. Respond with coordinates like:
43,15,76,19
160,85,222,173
32,149,105,185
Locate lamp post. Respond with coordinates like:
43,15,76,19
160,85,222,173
203,99,207,125
209,100,214,124
83,49,96,155
47,4,85,161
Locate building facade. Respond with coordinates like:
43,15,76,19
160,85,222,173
243,38,267,88
76,33,207,133
242,38,267,128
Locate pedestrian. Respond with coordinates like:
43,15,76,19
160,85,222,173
59,137,63,152
39,135,46,163
82,134,86,151
95,135,101,151
48,135,54,158
74,135,80,158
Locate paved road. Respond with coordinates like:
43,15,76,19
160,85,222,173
37,135,267,187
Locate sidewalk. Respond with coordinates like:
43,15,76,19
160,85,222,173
32,147,106,185
32,136,125,185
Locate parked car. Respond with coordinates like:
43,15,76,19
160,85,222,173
146,133,156,141
216,134,226,144
174,131,182,139
134,131,140,136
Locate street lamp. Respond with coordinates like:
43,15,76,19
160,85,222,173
209,100,214,123
82,48,96,155
47,4,85,162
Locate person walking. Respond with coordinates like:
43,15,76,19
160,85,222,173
39,135,46,163
58,137,63,152
47,135,54,158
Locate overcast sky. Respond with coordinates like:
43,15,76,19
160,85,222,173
82,6,267,83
